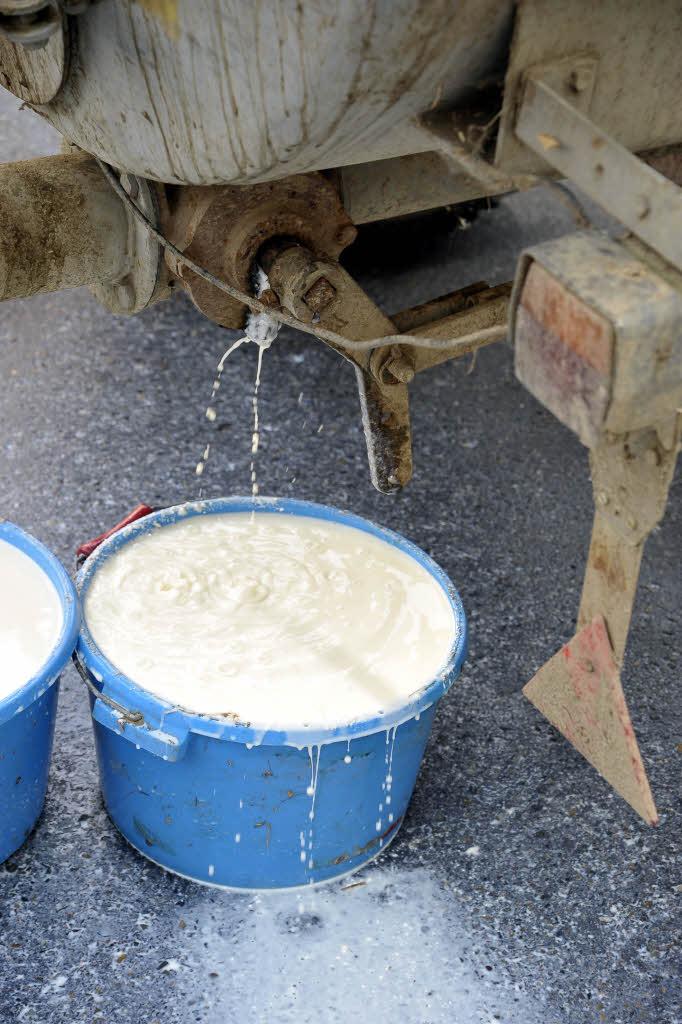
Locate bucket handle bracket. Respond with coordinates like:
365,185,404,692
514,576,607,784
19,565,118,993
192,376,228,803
73,653,144,724
72,654,189,761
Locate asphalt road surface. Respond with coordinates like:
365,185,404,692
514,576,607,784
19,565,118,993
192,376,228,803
1,90,680,1024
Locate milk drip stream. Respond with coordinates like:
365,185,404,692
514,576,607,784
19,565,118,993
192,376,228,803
195,268,279,497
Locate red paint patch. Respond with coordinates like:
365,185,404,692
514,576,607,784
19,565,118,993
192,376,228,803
524,615,658,824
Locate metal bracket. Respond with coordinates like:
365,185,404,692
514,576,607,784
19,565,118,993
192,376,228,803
523,615,658,824
515,74,682,270
91,171,164,315
510,226,682,819
578,416,681,667
265,244,511,493
265,244,413,493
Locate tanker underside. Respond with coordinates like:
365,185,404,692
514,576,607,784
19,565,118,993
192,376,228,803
0,0,681,822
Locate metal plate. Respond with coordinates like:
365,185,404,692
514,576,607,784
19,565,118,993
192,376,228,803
515,77,682,270
523,614,658,825
495,0,682,176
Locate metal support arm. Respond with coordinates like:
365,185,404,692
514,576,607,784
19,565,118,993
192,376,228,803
265,244,510,493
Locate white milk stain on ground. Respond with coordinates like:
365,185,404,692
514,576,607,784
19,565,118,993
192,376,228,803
172,867,536,1024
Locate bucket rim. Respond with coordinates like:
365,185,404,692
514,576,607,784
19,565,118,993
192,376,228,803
75,496,468,746
0,519,80,726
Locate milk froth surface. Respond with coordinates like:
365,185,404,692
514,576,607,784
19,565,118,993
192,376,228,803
83,513,456,729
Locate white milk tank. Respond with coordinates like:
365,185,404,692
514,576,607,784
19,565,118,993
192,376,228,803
0,538,63,701
83,512,456,729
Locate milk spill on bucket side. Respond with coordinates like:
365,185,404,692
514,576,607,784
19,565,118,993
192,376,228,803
306,744,322,879
386,725,397,824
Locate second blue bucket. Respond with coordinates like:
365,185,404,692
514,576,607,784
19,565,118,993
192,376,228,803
0,521,80,864
76,498,467,890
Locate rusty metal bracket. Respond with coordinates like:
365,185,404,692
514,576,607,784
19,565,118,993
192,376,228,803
524,417,679,823
265,244,413,493
399,282,510,374
265,243,513,492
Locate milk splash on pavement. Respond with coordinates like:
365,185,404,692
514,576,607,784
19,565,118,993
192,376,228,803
168,866,537,1024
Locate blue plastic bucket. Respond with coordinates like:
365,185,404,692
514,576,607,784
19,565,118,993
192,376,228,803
76,498,467,890
0,521,80,864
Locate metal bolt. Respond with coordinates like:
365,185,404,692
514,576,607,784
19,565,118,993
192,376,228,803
380,350,415,385
596,491,609,507
568,65,593,93
335,225,356,248
584,659,594,673
634,195,650,220
259,287,280,309
303,277,336,315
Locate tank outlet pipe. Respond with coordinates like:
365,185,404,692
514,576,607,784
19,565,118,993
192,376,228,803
0,153,131,301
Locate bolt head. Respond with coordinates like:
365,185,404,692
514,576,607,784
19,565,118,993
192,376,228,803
386,358,415,384
303,277,336,315
335,225,357,249
568,65,593,93
634,195,650,220
380,351,415,385
259,288,280,309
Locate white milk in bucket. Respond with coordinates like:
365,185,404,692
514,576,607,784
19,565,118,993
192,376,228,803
0,538,63,701
82,512,456,729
